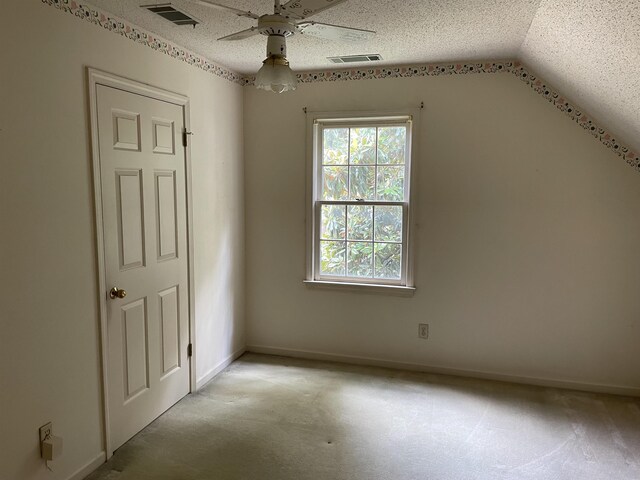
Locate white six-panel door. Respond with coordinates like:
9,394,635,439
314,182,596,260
96,84,190,451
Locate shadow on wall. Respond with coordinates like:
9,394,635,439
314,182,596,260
195,223,243,380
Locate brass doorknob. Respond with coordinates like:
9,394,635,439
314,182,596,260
109,287,127,299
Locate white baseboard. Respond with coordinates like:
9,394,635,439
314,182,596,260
196,347,246,390
246,345,640,397
66,451,106,480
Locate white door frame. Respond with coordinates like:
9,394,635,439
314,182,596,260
87,68,196,458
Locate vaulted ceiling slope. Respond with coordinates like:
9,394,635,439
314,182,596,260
88,0,544,73
85,1,638,151
520,0,639,153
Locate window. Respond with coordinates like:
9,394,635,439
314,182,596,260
306,113,416,292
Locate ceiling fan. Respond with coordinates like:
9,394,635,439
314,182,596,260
193,0,376,93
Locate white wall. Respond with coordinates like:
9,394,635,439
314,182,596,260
0,2,244,479
244,73,640,394
1,3,638,479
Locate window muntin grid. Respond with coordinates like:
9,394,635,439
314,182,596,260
314,121,411,285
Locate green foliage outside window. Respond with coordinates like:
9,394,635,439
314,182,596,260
318,124,407,281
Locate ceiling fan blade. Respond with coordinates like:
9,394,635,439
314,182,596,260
281,0,348,19
194,0,259,19
218,27,260,41
296,22,375,42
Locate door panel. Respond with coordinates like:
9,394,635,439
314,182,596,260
112,110,141,151
121,298,149,400
159,285,180,376
155,171,178,261
152,118,175,155
97,84,190,451
116,169,145,269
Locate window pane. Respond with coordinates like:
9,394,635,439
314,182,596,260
349,128,376,165
323,128,348,165
321,205,346,240
375,243,402,279
347,205,373,241
347,242,373,277
320,241,346,276
349,166,375,200
377,127,406,164
377,166,404,201
322,166,348,200
374,206,402,242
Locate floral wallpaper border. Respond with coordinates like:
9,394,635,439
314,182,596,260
42,0,244,84
43,0,638,171
510,63,639,171
241,61,513,85
244,62,639,171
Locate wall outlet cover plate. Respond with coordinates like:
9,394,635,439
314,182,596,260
418,323,429,339
39,422,52,455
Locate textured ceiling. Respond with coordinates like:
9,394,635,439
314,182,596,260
519,0,640,151
87,0,543,73
84,0,638,151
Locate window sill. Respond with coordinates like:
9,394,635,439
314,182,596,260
303,280,416,297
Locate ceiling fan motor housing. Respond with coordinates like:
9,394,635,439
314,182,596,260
257,15,294,58
258,14,296,37
265,34,288,57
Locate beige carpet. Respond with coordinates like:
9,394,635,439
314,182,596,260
86,353,640,480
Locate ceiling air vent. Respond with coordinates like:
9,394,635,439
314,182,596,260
141,3,199,26
327,54,383,64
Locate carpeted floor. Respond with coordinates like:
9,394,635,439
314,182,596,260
86,353,640,480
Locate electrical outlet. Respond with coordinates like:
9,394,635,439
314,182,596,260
39,422,52,456
418,323,429,339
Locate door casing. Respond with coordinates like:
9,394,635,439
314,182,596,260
87,68,196,458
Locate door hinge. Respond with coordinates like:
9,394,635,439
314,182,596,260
182,130,193,147
187,343,193,357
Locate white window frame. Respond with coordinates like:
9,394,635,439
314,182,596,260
304,110,419,295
